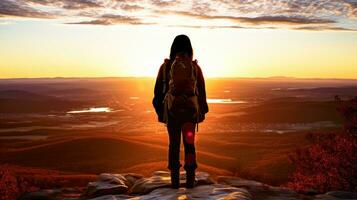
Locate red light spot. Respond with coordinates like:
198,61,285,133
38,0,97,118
185,131,194,144
187,131,193,137
182,122,195,144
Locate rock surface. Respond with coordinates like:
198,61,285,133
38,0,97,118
216,176,305,200
20,171,357,200
89,185,251,200
130,171,214,194
83,173,130,198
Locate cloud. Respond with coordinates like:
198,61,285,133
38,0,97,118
0,0,54,18
0,0,356,31
25,0,103,10
150,0,179,7
216,0,352,16
342,0,357,9
245,15,335,25
66,14,153,25
119,4,144,11
192,1,217,14
160,10,335,25
168,24,357,32
294,25,357,31
166,24,245,29
341,0,357,17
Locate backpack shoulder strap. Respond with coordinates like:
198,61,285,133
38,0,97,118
162,58,169,94
193,59,198,80
169,59,178,82
192,59,199,95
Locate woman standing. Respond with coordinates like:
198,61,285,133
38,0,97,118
152,35,209,188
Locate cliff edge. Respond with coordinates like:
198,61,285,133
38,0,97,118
19,171,357,200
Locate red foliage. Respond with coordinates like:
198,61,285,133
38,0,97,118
0,164,95,200
0,165,38,200
287,96,357,193
287,132,357,193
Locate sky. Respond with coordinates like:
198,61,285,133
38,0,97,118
0,0,357,79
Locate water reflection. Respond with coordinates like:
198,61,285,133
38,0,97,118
207,98,247,104
67,107,112,114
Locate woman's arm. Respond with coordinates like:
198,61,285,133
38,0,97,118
152,59,169,121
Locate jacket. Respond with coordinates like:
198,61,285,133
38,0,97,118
152,58,209,123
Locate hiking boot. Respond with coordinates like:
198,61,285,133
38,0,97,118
185,170,195,188
170,169,180,189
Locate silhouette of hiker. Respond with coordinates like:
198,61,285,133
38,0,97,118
153,35,209,188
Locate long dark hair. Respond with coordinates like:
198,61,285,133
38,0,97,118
169,34,193,61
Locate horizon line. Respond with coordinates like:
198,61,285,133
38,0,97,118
1,76,357,81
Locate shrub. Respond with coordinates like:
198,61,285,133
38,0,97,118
0,165,38,200
287,96,357,193
0,165,19,200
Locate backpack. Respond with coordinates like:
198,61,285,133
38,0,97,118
162,54,200,126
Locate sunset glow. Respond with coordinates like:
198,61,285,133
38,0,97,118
0,0,357,78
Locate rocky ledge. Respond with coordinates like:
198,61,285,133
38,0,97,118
20,171,357,200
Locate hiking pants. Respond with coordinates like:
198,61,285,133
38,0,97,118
167,119,198,171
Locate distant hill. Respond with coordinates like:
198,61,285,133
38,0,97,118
286,86,357,95
0,90,52,100
229,98,341,123
0,90,83,113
